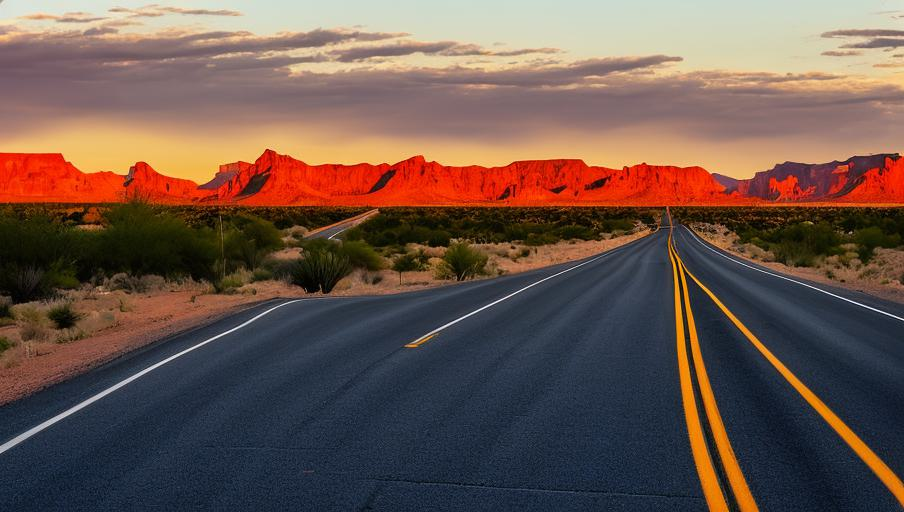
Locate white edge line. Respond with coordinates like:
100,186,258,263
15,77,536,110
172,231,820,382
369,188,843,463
0,299,303,456
409,232,654,344
327,226,350,240
681,226,904,324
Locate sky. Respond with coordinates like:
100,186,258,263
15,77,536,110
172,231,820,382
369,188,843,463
4,1,904,181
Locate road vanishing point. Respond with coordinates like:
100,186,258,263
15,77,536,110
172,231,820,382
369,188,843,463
2,210,903,511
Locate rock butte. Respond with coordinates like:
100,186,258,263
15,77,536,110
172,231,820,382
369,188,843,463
1,150,903,205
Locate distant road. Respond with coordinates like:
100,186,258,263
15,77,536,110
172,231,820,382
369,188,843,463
305,209,379,240
1,210,902,510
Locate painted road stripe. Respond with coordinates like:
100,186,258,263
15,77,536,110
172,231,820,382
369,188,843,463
671,237,758,512
677,253,904,507
327,226,351,240
667,230,729,512
683,226,904,324
404,231,654,348
0,299,304,456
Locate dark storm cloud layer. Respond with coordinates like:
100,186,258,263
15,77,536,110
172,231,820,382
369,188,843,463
2,26,903,143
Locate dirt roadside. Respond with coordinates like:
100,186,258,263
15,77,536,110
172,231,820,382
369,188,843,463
0,229,650,406
689,223,904,305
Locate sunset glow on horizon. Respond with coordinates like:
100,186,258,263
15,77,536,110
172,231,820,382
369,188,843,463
5,0,904,181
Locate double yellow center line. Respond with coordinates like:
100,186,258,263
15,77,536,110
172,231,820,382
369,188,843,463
669,222,904,509
668,228,758,512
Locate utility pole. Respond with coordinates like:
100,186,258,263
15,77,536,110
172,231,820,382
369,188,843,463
219,213,226,281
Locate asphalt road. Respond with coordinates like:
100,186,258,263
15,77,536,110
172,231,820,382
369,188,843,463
1,212,903,511
306,210,379,240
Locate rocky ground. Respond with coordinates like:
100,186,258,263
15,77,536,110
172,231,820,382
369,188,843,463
0,229,649,405
691,222,904,305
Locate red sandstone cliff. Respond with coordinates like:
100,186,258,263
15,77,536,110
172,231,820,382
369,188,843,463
123,162,206,203
210,150,736,205
1,149,902,205
0,153,122,203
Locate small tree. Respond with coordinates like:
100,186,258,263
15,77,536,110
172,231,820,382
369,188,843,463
392,252,422,284
441,242,488,281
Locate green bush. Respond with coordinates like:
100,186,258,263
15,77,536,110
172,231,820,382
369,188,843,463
0,296,11,319
48,302,82,329
224,214,284,271
261,257,297,282
93,202,218,280
392,252,425,284
854,226,901,263
292,251,352,293
0,215,85,302
0,336,13,354
339,241,384,271
440,242,488,281
251,268,274,282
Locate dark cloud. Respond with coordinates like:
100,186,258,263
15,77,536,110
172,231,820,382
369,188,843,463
841,38,904,49
822,29,904,38
821,28,904,60
821,50,863,57
0,28,404,65
21,12,108,23
83,26,119,36
1,25,902,149
331,40,561,62
109,5,242,18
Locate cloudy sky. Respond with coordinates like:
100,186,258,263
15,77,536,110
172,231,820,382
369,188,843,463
4,1,904,180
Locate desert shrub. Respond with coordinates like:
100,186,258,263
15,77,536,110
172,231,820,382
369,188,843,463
0,336,13,354
854,227,901,263
261,257,297,282
0,297,12,325
339,241,384,271
224,214,284,271
47,302,82,329
392,252,425,284
16,306,49,342
215,269,251,293
106,273,166,293
555,224,595,240
440,242,488,281
92,201,218,280
524,232,560,246
251,268,274,282
291,251,352,293
0,215,85,302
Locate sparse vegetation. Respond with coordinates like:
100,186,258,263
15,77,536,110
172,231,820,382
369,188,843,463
392,251,426,284
47,302,82,329
291,250,353,293
676,207,904,268
344,207,644,249
0,336,13,354
440,242,489,281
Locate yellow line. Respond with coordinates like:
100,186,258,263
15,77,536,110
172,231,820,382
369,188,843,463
668,229,729,512
404,333,437,349
671,240,759,512
678,248,904,507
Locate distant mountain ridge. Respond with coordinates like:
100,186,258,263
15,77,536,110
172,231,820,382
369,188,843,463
1,150,903,205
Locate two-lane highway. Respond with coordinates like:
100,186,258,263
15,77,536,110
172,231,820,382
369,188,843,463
1,212,903,511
